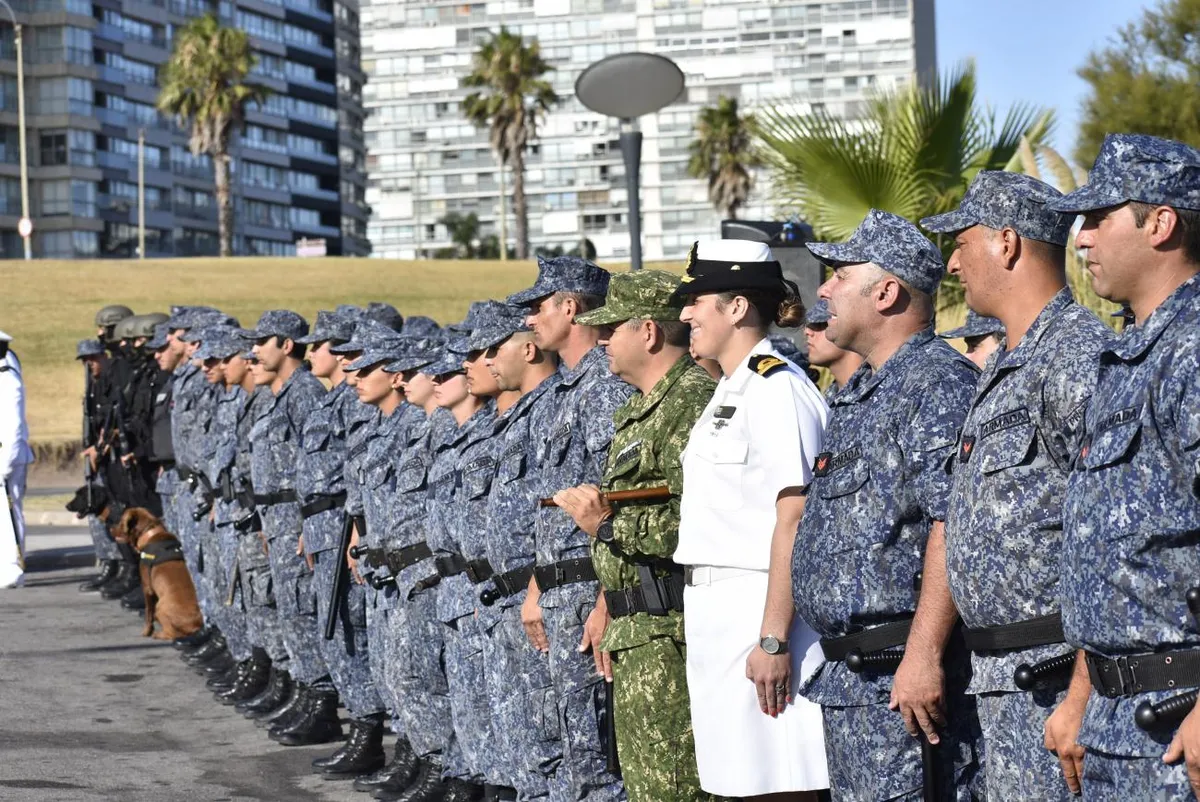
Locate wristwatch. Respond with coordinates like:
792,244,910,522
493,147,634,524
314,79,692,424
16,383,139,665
759,635,789,655
594,518,614,543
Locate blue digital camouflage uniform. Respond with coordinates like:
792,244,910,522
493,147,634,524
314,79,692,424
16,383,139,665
480,371,561,800
246,310,331,690
797,212,982,802
794,331,981,801
185,328,228,631
299,376,384,721
920,169,1113,801
1053,134,1200,799
533,346,632,802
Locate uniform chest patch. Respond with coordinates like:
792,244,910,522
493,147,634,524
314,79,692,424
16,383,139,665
979,408,1030,439
959,436,976,463
813,445,861,476
714,405,737,419
1098,406,1139,432
613,440,642,468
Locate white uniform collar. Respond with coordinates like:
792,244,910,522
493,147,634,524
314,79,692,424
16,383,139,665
722,337,776,393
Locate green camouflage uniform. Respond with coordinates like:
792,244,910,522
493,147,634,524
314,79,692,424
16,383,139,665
578,270,719,802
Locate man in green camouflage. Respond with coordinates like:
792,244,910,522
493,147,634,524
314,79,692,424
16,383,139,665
552,269,718,802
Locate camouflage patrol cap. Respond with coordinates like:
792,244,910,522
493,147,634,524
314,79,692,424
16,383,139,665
806,210,945,295
194,330,244,361
342,334,411,372
422,334,470,377
805,299,832,326
507,255,611,306
921,171,1073,245
165,305,221,331
402,315,441,339
362,302,404,332
239,310,309,343
330,318,403,355
386,335,443,373
939,310,1004,340
576,270,685,327
75,339,106,359
466,302,529,351
1050,133,1200,214
296,310,357,345
145,323,171,351
95,305,134,328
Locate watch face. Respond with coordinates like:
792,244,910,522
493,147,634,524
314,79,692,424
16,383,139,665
761,636,780,654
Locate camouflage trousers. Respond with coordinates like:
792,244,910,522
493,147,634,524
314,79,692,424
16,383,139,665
540,582,625,802
208,521,252,662
822,699,981,802
193,516,224,626
364,582,402,731
975,686,1074,802
312,549,384,719
238,530,288,666
442,611,495,782
610,636,712,802
88,515,121,562
264,536,331,688
1079,748,1191,801
384,585,456,759
482,599,556,799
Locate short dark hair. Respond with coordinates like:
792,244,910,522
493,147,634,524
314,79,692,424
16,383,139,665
623,318,690,348
272,335,307,360
1129,201,1200,265
715,288,805,330
554,291,605,316
1021,237,1066,270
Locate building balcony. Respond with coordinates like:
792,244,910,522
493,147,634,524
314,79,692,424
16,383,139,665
174,202,217,221
171,161,212,180
290,184,339,202
96,150,132,170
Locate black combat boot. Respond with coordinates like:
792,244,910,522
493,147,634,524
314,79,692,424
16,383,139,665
184,636,228,667
99,561,139,599
373,754,444,801
354,737,420,792
271,688,343,746
238,667,292,717
206,660,242,692
442,780,485,802
120,584,146,610
317,714,385,778
216,650,271,704
173,626,214,651
78,560,120,592
196,648,235,677
257,682,309,728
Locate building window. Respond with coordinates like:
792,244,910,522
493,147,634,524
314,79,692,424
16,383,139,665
39,132,67,166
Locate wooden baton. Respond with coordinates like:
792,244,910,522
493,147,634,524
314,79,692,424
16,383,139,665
538,485,673,508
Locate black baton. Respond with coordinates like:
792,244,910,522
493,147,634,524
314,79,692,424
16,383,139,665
913,571,939,802
1133,587,1200,731
603,681,620,776
1014,652,1076,691
323,513,354,641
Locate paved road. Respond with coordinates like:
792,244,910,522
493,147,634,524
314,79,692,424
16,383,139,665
0,529,369,802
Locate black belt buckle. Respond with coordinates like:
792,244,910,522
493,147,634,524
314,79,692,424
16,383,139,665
1093,654,1141,698
552,561,568,588
464,560,491,584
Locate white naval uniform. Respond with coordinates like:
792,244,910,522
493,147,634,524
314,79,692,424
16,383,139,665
676,337,830,796
0,347,33,588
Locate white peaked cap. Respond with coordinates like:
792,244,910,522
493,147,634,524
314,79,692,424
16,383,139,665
694,239,777,263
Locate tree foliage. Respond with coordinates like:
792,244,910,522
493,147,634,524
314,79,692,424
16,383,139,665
462,29,558,260
157,14,267,257
755,62,1052,310
687,96,761,220
1075,0,1200,167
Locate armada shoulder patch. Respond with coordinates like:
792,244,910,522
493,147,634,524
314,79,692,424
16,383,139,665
748,354,787,378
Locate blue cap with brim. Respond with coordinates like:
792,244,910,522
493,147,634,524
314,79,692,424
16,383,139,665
296,310,357,345
195,336,243,361
238,310,309,343
805,299,832,326
343,336,411,372
467,302,529,351
939,310,1004,340
506,255,611,306
76,339,106,359
1049,133,1200,214
146,323,171,351
385,336,443,373
807,209,945,296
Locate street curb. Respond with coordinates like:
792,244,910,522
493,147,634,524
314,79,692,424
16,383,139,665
27,511,87,527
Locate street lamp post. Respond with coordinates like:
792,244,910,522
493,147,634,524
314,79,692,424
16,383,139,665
0,1,28,260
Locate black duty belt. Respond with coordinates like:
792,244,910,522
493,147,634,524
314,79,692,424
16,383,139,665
359,547,387,570
140,540,185,567
963,612,1065,653
175,465,197,484
300,491,347,520
491,565,535,599
820,618,914,662
1086,649,1200,698
534,557,597,593
387,542,433,575
233,511,261,533
434,553,495,584
605,570,685,619
253,490,298,507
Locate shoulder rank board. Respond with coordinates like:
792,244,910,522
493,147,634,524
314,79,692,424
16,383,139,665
748,354,787,378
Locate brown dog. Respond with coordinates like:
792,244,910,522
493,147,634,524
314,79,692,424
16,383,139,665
114,508,203,640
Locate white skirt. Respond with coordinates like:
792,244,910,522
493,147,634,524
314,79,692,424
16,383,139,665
684,568,829,796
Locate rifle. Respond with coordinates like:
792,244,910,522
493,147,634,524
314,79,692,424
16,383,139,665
538,485,672,508
323,512,355,640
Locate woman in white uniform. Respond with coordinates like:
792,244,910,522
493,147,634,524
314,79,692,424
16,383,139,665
672,239,830,799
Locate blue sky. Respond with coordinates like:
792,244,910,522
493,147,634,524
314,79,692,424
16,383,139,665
936,0,1155,162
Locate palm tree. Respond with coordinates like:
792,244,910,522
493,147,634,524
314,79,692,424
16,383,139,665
462,28,558,260
157,14,268,257
439,212,482,258
755,62,1052,310
688,96,760,220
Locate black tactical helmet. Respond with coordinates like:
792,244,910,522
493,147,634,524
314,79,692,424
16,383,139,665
131,313,168,339
113,315,141,342
95,305,134,328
